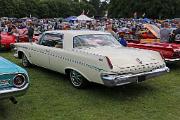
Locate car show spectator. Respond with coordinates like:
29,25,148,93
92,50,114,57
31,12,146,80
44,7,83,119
0,16,179,44
119,33,127,47
160,22,171,42
27,22,34,42
7,21,13,34
105,22,119,39
174,22,180,41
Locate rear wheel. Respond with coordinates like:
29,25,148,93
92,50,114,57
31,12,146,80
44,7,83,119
22,53,31,67
69,70,89,89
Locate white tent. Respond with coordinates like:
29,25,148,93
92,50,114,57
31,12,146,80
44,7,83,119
77,15,94,21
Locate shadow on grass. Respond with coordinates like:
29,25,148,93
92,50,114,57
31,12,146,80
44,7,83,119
166,62,180,70
28,65,160,102
0,101,9,119
0,50,11,53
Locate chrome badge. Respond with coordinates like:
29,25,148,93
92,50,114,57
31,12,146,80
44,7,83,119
136,58,143,64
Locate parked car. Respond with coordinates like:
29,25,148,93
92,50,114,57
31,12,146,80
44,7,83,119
0,32,16,50
125,26,180,62
118,24,160,44
0,57,29,104
14,30,169,88
0,29,38,50
127,42,180,62
18,28,39,42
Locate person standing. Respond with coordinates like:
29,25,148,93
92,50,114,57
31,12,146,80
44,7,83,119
160,22,171,42
174,22,180,41
105,22,119,39
27,22,34,42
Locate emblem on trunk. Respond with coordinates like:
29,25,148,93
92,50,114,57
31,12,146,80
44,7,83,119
136,58,143,64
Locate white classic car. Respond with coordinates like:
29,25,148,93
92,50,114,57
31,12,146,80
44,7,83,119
14,30,169,88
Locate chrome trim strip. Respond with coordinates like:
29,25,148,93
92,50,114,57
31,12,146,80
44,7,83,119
0,83,29,99
0,72,20,76
165,58,180,62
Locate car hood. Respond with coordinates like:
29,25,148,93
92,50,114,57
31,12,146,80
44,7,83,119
0,57,20,74
143,24,160,38
75,46,165,74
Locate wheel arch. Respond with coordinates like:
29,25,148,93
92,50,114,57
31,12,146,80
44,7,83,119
17,50,32,64
65,67,90,82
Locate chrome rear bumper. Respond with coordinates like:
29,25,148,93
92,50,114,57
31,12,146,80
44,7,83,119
0,83,29,99
165,58,180,63
102,67,169,87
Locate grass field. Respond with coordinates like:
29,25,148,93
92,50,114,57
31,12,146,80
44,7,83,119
0,51,180,120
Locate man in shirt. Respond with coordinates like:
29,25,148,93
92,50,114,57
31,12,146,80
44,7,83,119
160,22,171,42
174,22,180,41
27,22,34,42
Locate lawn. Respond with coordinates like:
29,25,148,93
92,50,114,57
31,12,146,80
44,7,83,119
0,51,180,120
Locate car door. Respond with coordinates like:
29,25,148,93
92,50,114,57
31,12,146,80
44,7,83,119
48,33,66,73
29,33,52,69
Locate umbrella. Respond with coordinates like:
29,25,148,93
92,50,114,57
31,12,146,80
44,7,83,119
65,16,77,22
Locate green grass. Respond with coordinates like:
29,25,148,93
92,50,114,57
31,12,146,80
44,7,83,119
0,51,180,120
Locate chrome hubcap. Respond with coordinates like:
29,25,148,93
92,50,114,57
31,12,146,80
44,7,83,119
70,71,83,87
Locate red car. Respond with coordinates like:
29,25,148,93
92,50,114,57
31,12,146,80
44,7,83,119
128,42,180,62
0,29,38,50
18,28,38,42
0,32,16,50
121,24,180,62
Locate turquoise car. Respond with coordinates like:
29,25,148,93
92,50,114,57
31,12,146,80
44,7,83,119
0,56,29,104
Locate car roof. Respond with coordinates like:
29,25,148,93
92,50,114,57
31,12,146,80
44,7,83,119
44,30,111,37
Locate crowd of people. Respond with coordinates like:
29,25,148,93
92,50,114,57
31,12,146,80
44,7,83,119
0,17,180,43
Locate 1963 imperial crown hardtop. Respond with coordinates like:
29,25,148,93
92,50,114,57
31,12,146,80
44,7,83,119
0,57,29,104
14,30,169,88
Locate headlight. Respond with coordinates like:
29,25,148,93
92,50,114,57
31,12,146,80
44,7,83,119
13,74,27,88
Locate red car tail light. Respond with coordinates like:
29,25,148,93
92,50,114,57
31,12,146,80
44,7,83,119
13,74,26,88
105,56,113,69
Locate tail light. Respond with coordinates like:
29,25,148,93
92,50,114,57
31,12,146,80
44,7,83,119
13,74,26,88
105,56,113,69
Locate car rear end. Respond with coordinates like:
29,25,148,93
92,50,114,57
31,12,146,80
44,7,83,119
0,72,29,100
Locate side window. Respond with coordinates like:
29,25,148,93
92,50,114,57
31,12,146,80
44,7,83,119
73,36,82,48
73,36,86,48
39,33,64,48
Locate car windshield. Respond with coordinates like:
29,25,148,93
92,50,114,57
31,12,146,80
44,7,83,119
73,34,120,48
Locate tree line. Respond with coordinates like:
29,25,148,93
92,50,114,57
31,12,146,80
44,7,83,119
108,0,180,19
0,0,179,19
0,0,108,18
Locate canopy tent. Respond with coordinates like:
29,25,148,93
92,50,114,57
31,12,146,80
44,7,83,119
65,16,77,22
143,18,152,23
77,15,94,21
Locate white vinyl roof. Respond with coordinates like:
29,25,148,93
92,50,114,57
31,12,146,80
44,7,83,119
45,30,110,37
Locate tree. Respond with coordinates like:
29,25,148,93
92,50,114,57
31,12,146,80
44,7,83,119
108,0,180,19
